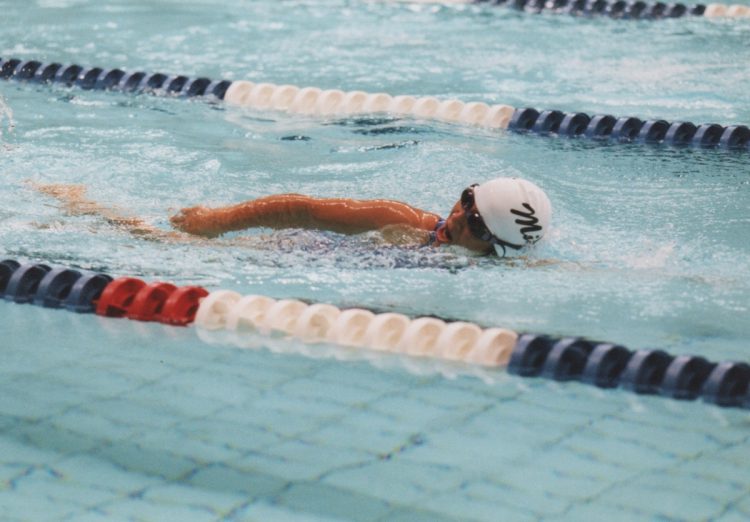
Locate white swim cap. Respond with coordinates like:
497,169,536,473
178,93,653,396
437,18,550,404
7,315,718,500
473,177,552,257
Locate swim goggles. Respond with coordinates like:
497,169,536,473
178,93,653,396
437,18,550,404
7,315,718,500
461,185,524,257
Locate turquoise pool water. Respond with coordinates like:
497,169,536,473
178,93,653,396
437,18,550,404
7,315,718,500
1,0,749,520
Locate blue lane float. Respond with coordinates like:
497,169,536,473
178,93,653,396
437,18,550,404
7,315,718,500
65,273,115,313
2,257,748,410
581,343,632,388
0,57,231,100
510,334,750,409
2,56,748,152
0,261,110,314
4,263,52,304
508,107,750,150
33,267,83,308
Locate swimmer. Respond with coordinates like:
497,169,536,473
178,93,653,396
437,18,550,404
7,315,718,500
33,177,551,257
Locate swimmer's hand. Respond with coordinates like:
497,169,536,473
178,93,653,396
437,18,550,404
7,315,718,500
31,182,98,216
30,181,180,241
169,206,224,238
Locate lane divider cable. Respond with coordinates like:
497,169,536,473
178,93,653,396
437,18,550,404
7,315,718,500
2,56,748,151
391,0,750,19
1,257,748,409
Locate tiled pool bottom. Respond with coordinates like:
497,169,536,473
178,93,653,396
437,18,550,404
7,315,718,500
1,302,749,522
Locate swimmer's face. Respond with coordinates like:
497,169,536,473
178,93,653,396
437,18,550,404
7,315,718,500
442,199,494,254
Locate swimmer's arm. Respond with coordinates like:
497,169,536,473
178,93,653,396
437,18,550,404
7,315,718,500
170,194,441,237
31,183,183,242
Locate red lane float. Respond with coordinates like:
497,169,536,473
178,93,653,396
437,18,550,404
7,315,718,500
94,276,207,326
126,282,177,322
96,277,147,318
161,286,209,326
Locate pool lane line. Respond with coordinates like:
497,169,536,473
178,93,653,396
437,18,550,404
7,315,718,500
486,0,750,18
393,0,750,19
3,57,750,152
2,257,749,410
2,56,748,152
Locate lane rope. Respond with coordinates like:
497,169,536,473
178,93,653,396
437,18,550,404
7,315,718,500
2,56,748,151
394,0,750,19
1,258,748,409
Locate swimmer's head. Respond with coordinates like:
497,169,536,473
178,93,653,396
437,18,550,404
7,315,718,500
462,177,552,257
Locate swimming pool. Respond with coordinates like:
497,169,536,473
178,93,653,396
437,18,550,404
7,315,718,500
1,0,749,520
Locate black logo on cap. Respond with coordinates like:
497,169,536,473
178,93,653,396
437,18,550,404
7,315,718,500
511,203,542,243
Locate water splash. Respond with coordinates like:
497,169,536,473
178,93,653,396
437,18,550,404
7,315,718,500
0,95,15,142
